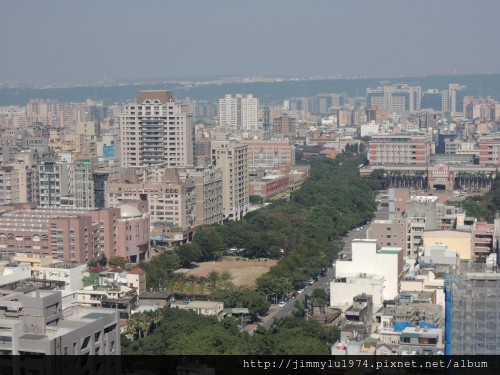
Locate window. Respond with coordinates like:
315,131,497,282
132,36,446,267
81,336,91,350
104,324,116,334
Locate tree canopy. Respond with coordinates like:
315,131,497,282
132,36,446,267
448,176,500,222
122,308,333,355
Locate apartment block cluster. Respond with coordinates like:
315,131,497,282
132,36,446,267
0,253,137,355
0,247,235,355
264,84,500,179
355,84,500,194
328,238,447,355
328,183,500,355
328,84,500,356
0,90,311,265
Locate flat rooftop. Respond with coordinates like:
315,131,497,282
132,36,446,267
172,301,222,309
378,249,401,255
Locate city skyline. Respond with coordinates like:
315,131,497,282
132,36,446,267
1,0,499,85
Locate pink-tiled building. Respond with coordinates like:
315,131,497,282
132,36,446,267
368,134,431,166
479,136,500,165
473,221,494,259
0,204,149,264
241,139,295,168
249,174,290,199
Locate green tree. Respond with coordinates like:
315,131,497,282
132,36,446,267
312,288,328,313
292,300,306,318
256,276,293,302
207,270,220,293
98,255,108,266
212,287,271,316
186,274,198,296
139,252,181,288
249,195,263,204
175,243,203,267
192,227,226,260
219,270,234,291
108,256,127,268
198,276,208,296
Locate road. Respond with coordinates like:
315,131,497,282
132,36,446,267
257,202,388,330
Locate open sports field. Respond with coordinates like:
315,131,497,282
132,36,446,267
186,257,277,287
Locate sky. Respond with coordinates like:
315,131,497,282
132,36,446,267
1,0,499,85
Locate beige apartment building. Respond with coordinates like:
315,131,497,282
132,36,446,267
106,177,196,235
182,165,223,227
272,114,297,139
211,135,249,221
367,218,407,250
119,91,194,169
423,230,473,261
0,151,38,205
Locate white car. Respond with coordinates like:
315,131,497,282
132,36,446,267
278,301,286,307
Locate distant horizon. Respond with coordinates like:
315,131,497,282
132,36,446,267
2,73,500,107
2,71,500,90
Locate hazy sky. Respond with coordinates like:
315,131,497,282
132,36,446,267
1,0,499,85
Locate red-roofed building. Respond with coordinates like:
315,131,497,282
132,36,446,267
90,266,108,273
128,268,145,275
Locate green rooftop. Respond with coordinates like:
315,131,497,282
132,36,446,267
83,273,99,287
378,249,401,254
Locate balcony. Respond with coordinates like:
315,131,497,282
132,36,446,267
475,237,492,245
474,246,491,254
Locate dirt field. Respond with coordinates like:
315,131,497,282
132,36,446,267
186,257,277,287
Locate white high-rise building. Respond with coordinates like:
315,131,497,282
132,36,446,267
120,91,194,169
240,94,259,132
39,160,70,208
219,94,259,131
219,94,239,129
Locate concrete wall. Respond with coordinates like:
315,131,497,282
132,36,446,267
0,265,31,287
336,239,402,300
423,230,473,260
330,274,384,307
